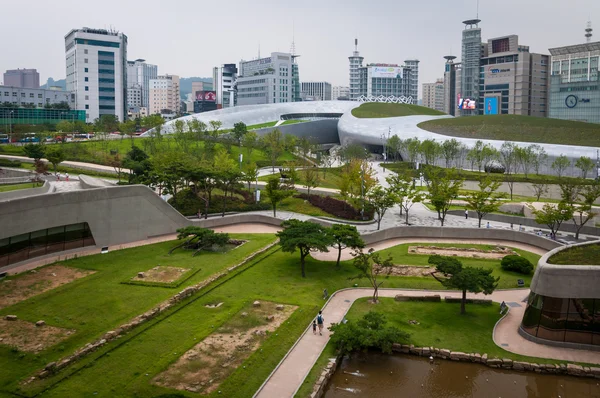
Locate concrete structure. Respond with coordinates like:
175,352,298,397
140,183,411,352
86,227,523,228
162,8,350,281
404,59,420,101
348,39,364,101
520,240,600,350
191,80,213,96
65,27,128,122
548,41,600,124
301,82,332,101
332,86,349,100
127,106,148,119
443,56,461,115
422,79,445,112
149,74,180,115
3,69,40,88
236,52,296,106
127,85,142,108
0,86,75,109
212,63,237,109
460,19,482,115
126,59,157,108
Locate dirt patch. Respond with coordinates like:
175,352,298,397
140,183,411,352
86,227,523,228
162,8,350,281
0,319,74,352
408,245,518,260
0,265,94,309
153,301,297,394
131,266,189,283
374,265,435,277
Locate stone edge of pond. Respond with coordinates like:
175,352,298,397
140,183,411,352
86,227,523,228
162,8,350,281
310,356,341,398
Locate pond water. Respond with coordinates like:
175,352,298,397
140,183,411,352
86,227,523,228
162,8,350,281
324,353,600,398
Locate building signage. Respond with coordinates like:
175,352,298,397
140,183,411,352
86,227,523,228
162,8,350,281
484,97,499,115
371,67,402,79
196,91,216,102
489,67,511,74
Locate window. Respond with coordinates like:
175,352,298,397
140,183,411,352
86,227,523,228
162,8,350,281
29,93,34,98
38,94,42,98
84,58,88,64
85,77,89,82
85,104,89,109
21,93,25,97
4,92,8,96
85,95,89,100
38,103,42,107
84,49,88,54
85,86,89,91
84,67,88,73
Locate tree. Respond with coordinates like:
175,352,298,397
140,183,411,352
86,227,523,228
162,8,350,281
441,138,461,168
429,255,499,315
419,139,441,166
565,181,600,239
351,248,394,302
119,119,137,145
169,226,229,256
528,202,574,239
551,155,571,178
499,142,518,200
366,185,396,230
339,159,377,210
531,182,548,201
56,120,74,133
464,177,504,228
387,174,424,224
23,143,46,162
108,153,124,181
232,122,248,150
404,138,421,165
326,224,364,268
529,144,547,175
264,177,294,217
302,166,320,197
217,169,242,217
123,145,151,183
277,219,333,277
575,156,595,179
242,131,258,161
45,146,66,175
32,160,49,182
425,168,463,226
515,145,535,177
386,135,402,161
242,162,259,194
262,129,284,172
319,153,334,178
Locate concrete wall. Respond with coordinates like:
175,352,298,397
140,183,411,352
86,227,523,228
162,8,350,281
79,175,115,189
0,180,52,201
255,119,341,145
530,240,600,299
0,185,189,247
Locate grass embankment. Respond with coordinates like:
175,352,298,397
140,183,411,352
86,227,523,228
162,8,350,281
281,119,307,125
418,114,600,147
259,167,344,190
548,242,600,265
1,241,540,397
352,103,446,118
0,182,41,193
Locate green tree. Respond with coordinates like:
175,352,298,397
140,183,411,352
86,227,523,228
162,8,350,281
531,182,548,201
419,139,441,165
404,137,421,165
366,185,396,231
528,202,574,239
387,174,425,224
283,134,297,153
232,122,248,150
217,169,243,217
119,119,137,145
429,255,499,315
351,248,394,302
169,226,230,256
425,168,463,226
575,156,595,179
326,224,364,268
564,181,600,239
464,177,504,228
264,177,294,217
386,134,402,161
530,144,547,175
45,146,66,175
123,145,151,183
441,138,461,168
551,155,571,178
242,131,258,161
55,120,74,133
302,166,320,197
500,142,518,200
23,143,46,162
277,219,333,277
242,161,259,194
262,129,284,172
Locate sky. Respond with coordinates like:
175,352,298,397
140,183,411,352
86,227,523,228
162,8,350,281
0,0,597,97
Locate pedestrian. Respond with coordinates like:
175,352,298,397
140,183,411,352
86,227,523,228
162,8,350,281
56,173,60,181
312,320,317,335
65,172,69,182
486,222,490,229
316,310,324,336
465,209,468,219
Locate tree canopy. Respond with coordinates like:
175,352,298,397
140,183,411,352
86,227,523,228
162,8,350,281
277,219,333,277
327,224,364,268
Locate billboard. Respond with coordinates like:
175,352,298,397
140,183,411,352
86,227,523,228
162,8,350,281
484,97,499,115
371,66,402,79
457,94,476,110
196,91,216,102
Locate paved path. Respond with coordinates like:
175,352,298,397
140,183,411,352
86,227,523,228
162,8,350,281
255,287,600,398
0,154,127,175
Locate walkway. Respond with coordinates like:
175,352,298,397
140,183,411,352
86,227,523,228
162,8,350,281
255,287,600,398
0,154,127,175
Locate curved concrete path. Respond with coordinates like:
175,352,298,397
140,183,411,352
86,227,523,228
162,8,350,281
255,287,600,398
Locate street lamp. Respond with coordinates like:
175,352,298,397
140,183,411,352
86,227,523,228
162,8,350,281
9,110,14,143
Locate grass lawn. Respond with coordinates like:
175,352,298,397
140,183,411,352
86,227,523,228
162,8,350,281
352,103,446,118
418,114,600,147
0,182,41,193
0,240,540,397
547,242,600,265
281,119,307,125
259,167,344,190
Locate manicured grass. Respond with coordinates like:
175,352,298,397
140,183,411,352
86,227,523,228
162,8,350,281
259,167,344,190
352,103,446,118
281,119,308,125
547,242,600,265
0,182,40,193
418,114,600,147
269,196,332,218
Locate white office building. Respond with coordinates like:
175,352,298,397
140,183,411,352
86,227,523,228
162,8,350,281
422,79,445,112
213,64,237,109
349,39,364,101
149,74,180,115
126,59,157,108
301,82,332,101
236,52,296,106
332,86,350,100
65,27,128,122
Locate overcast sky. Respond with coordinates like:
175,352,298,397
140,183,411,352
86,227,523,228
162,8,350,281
1,0,597,96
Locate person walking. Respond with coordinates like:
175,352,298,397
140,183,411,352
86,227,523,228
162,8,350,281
65,172,69,182
312,320,317,335
464,209,468,219
316,311,324,336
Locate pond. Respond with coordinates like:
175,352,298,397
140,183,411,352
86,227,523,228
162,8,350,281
324,353,600,397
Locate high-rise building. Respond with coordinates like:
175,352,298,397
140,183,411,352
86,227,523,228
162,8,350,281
149,75,180,115
65,27,128,122
404,60,420,100
548,41,600,124
3,69,40,88
0,85,75,108
332,86,350,100
443,56,461,115
191,81,213,97
348,39,364,101
459,19,482,115
127,85,142,108
301,82,332,101
236,52,296,106
126,59,157,108
291,55,301,102
213,64,237,109
422,79,445,112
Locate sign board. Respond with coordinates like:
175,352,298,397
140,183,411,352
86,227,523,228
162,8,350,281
101,246,109,254
371,66,402,79
256,189,261,202
196,91,216,102
484,97,499,115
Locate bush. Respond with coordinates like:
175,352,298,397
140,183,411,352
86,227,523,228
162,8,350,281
168,188,269,217
295,193,374,220
168,189,204,216
501,255,534,274
0,158,22,168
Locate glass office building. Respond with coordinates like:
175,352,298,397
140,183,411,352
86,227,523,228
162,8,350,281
460,19,482,116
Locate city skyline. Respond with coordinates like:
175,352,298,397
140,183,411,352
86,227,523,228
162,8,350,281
0,0,597,96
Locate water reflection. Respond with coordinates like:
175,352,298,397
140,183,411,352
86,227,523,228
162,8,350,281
324,353,600,397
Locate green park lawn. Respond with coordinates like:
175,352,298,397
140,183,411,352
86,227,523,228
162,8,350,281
259,167,344,190
1,239,540,397
418,114,600,147
0,182,40,193
547,242,600,265
351,103,446,118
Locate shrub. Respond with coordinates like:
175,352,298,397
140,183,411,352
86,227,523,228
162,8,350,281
501,255,534,274
295,193,374,220
0,158,22,168
168,189,269,217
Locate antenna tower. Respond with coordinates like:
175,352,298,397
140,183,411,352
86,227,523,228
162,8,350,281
585,21,593,43
290,23,296,55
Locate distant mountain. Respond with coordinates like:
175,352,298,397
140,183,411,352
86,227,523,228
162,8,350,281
180,77,212,98
41,77,66,90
